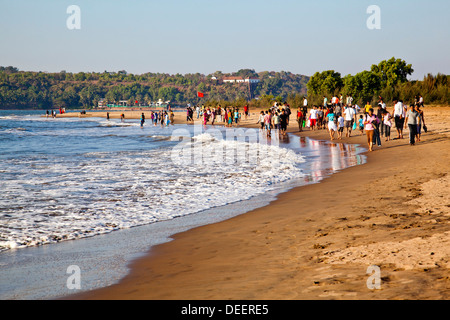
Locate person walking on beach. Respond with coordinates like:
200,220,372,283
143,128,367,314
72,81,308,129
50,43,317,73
323,96,328,108
317,107,324,130
326,108,337,140
382,109,392,141
297,107,304,132
309,106,318,131
364,101,372,114
358,115,364,135
257,111,265,130
372,111,382,147
227,108,233,127
377,104,384,137
405,104,419,146
337,114,344,139
343,105,355,137
415,104,425,142
234,108,240,126
393,99,405,139
364,108,378,151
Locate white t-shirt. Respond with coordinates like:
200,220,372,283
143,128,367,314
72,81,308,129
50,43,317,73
338,116,344,127
309,109,318,119
394,102,404,117
343,107,355,121
303,99,308,107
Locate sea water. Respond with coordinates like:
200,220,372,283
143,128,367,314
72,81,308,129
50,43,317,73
0,110,366,299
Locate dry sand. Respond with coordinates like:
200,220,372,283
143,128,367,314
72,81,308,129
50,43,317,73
65,106,450,300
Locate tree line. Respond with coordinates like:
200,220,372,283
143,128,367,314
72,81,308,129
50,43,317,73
305,57,449,107
0,67,308,109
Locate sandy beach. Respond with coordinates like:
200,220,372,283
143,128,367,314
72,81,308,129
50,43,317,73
65,106,450,300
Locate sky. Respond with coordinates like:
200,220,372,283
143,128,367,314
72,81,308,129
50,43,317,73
0,0,449,79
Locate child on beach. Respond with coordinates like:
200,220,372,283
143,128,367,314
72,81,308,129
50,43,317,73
382,109,392,141
337,114,344,139
326,108,337,140
358,115,364,135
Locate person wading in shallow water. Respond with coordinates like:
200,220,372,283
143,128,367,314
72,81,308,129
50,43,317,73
140,113,145,128
279,109,289,136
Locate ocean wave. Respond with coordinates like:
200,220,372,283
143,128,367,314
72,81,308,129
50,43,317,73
0,132,305,251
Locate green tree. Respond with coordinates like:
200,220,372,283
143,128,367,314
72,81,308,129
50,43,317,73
370,57,413,87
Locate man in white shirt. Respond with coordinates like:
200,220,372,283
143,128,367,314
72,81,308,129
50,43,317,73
343,105,356,137
309,106,318,130
393,99,405,139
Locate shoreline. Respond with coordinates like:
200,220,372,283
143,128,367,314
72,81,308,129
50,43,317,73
61,107,449,299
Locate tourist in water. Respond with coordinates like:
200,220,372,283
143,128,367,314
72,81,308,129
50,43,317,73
264,110,272,137
140,113,145,127
170,110,174,125
279,109,289,137
273,111,280,131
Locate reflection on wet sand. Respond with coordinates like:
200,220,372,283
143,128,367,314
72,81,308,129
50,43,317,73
293,136,366,184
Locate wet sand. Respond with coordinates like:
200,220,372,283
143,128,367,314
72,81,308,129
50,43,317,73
65,106,450,300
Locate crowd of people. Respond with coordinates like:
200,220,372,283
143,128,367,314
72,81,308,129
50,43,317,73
186,104,250,127
133,110,175,127
180,94,427,152
296,94,427,151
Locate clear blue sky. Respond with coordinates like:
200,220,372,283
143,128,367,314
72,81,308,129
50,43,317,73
0,0,449,79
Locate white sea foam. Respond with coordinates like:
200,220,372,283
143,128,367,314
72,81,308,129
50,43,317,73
0,132,305,251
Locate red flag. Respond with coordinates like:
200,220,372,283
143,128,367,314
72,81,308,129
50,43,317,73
135,100,138,104
197,92,204,98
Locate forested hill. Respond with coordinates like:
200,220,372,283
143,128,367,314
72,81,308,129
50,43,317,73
0,67,309,109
